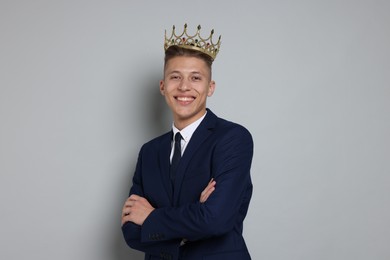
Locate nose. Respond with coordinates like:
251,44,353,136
178,79,190,91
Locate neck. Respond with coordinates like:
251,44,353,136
173,110,207,130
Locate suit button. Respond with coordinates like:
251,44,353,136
159,252,172,259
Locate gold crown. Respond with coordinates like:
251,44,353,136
164,24,221,60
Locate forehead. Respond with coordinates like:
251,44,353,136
164,56,210,75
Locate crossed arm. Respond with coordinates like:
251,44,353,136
122,125,253,256
121,178,216,226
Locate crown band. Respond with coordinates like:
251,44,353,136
164,24,221,60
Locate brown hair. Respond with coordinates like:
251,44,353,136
164,46,213,78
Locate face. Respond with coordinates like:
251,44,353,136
160,56,215,129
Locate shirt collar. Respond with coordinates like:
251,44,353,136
172,111,207,143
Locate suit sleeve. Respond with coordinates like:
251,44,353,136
121,146,181,257
140,125,254,242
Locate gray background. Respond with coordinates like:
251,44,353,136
1,0,389,259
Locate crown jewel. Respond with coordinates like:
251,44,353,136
164,24,221,60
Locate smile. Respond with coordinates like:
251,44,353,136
176,96,195,102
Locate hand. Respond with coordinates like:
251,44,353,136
122,194,155,226
199,178,216,203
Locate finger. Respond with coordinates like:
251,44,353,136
122,197,134,210
202,180,216,193
208,179,216,187
122,207,131,216
204,180,216,193
123,200,134,208
203,179,214,190
200,186,215,203
201,181,213,195
200,180,216,203
121,214,132,226
200,188,212,203
129,194,142,201
200,186,211,199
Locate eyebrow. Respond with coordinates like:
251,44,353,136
167,70,203,75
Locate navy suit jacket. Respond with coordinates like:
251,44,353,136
122,109,253,260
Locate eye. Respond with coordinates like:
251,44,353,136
170,75,181,80
192,75,202,81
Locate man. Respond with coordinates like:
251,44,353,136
121,24,254,260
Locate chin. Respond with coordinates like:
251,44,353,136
177,109,205,120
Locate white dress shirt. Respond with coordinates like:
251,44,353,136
170,111,207,162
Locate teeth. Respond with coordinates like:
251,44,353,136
177,97,193,101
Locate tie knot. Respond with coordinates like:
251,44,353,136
174,132,182,142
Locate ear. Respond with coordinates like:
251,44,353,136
207,80,216,97
159,80,165,96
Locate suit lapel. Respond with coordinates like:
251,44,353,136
172,110,217,205
158,132,174,203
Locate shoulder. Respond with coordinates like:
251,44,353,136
210,115,254,163
205,109,252,137
139,131,171,152
213,115,253,142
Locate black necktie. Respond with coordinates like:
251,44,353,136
170,132,182,183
